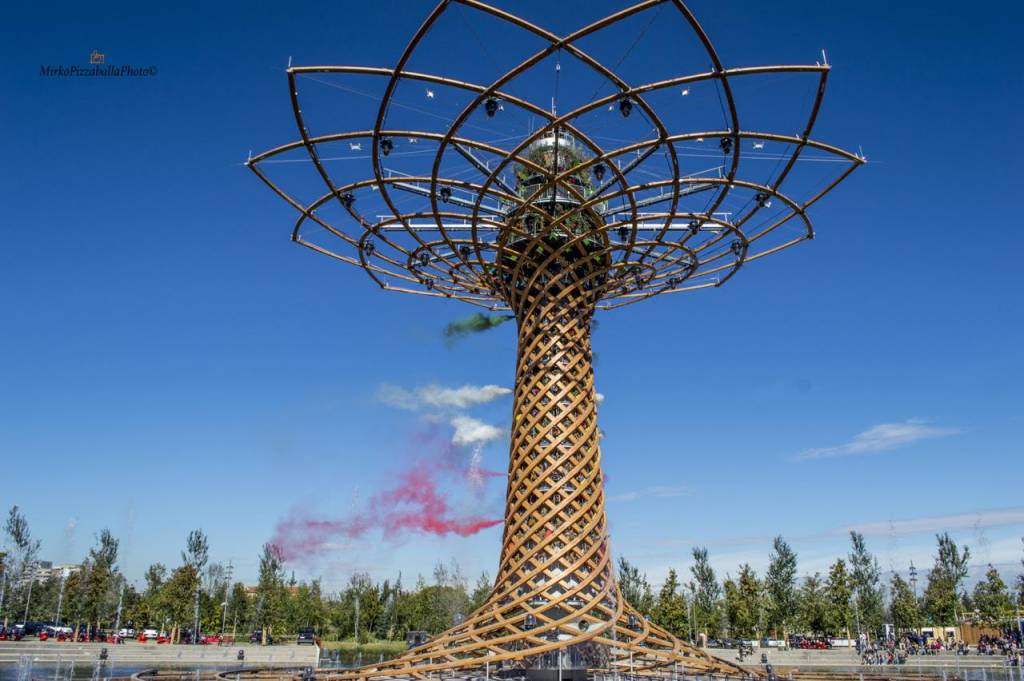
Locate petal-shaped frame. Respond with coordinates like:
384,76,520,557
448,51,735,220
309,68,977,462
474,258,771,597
249,0,862,313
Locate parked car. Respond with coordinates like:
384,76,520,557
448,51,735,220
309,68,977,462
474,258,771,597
192,632,222,645
118,628,136,638
250,630,274,645
14,622,46,636
143,628,160,640
297,627,318,646
43,623,72,636
0,625,25,641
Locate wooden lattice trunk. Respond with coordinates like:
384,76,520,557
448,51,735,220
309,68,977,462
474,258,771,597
329,246,743,680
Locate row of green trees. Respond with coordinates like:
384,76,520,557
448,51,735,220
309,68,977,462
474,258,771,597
620,532,1022,642
0,506,493,642
1,505,1021,643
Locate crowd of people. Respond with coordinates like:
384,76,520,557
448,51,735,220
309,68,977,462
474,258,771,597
859,645,908,666
858,630,1024,667
974,633,1023,664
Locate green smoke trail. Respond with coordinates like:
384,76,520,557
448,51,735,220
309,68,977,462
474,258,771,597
444,313,514,345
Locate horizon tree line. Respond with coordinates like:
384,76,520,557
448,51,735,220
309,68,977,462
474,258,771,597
1,505,1021,642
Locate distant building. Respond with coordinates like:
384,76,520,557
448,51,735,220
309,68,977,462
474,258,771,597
20,560,82,584
242,585,301,598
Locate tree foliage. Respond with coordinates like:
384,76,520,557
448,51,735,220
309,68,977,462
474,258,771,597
888,573,919,633
824,559,852,637
723,564,763,639
691,547,722,638
254,543,286,639
6,504,1022,646
972,565,1012,625
5,507,41,564
617,557,654,617
922,533,970,625
653,568,689,640
765,536,797,638
797,573,827,636
82,529,119,629
847,532,884,635
469,572,491,613
4,505,42,622
182,529,209,572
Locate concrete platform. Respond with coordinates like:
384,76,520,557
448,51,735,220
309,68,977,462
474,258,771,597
0,640,319,668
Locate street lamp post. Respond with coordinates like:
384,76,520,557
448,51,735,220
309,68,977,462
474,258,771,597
688,582,698,646
852,587,862,642
22,577,34,624
192,585,200,645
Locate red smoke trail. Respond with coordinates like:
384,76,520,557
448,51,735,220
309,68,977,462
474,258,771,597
270,424,507,561
378,467,502,536
271,463,503,561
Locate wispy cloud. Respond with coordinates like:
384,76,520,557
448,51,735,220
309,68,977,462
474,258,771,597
793,419,959,461
451,415,503,446
377,383,511,411
653,507,1024,553
608,484,692,503
843,508,1024,538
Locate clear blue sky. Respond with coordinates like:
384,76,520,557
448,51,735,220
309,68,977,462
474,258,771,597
2,0,1022,593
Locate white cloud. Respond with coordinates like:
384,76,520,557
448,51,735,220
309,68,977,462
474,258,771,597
793,419,958,461
451,415,503,446
608,484,692,503
595,392,605,404
375,384,419,410
377,383,512,411
424,385,511,409
844,508,1024,538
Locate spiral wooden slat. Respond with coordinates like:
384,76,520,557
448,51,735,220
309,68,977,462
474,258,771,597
309,239,746,679
248,1,863,678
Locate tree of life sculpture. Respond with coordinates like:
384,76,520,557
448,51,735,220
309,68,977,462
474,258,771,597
248,1,863,678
